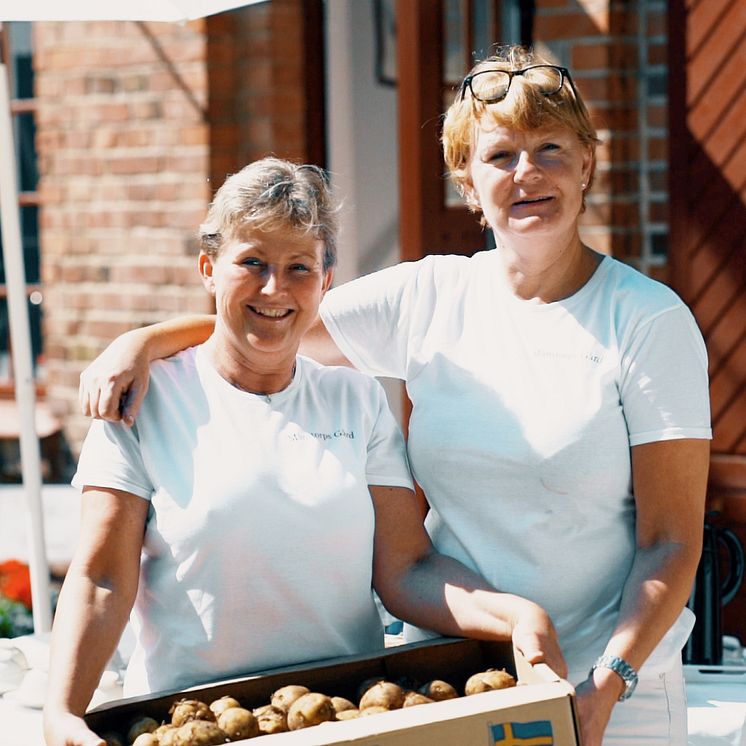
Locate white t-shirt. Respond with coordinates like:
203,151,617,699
73,348,413,696
320,251,711,682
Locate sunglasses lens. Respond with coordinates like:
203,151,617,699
523,66,564,95
470,71,511,103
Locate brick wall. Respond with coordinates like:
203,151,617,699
206,0,322,189
533,0,669,282
34,19,212,450
33,1,317,454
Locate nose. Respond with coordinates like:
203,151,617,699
261,266,285,294
513,150,540,182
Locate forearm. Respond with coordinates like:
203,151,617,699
574,540,701,743
133,314,215,361
45,566,135,719
602,439,707,674
602,539,700,671
575,439,708,745
298,314,354,367
375,551,565,676
370,484,565,674
378,551,520,639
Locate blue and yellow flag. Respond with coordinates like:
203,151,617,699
490,719,554,745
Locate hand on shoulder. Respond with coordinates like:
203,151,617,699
79,329,152,426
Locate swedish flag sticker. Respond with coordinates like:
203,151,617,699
490,719,554,745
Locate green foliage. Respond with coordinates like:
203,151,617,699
0,596,34,638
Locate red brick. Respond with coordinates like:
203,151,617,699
535,11,606,40
646,8,667,37
571,43,610,71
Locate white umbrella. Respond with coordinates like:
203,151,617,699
0,0,257,22
0,0,264,634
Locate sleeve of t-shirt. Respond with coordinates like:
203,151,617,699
620,304,712,446
319,261,420,379
71,419,154,499
364,381,415,491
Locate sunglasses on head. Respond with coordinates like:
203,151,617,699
458,64,577,104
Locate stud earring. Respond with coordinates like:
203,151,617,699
581,181,587,190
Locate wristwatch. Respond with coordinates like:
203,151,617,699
589,654,638,701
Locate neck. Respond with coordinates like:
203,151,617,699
492,230,601,303
204,336,297,395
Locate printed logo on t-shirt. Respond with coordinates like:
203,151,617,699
288,429,355,442
533,348,604,364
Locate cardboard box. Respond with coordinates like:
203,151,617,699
85,637,580,745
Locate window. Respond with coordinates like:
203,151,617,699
0,21,43,389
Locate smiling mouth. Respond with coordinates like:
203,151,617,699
249,306,292,319
513,196,552,207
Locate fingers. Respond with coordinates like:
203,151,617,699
79,365,142,424
511,607,568,679
515,636,568,679
78,368,96,418
79,367,150,426
97,378,129,422
79,373,126,422
120,380,148,427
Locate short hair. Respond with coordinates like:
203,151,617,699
200,157,339,271
442,45,600,210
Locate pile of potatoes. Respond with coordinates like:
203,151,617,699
99,667,516,745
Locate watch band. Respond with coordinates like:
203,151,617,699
589,654,639,701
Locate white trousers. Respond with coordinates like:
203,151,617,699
603,657,688,745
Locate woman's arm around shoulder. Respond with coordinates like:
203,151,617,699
79,315,215,425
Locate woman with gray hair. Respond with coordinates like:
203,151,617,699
45,157,563,746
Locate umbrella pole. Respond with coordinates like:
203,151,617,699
0,56,53,634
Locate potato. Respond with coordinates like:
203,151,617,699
217,707,259,741
271,684,310,712
127,716,160,744
287,692,336,730
402,690,434,707
334,709,360,721
209,695,242,717
419,679,459,701
464,668,516,695
331,696,357,714
170,698,215,726
132,735,159,746
172,720,227,746
154,724,178,746
358,705,390,716
253,704,288,735
356,676,385,701
358,681,405,710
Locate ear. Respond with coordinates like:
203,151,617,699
462,178,482,211
321,268,334,296
199,252,216,295
581,146,595,188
